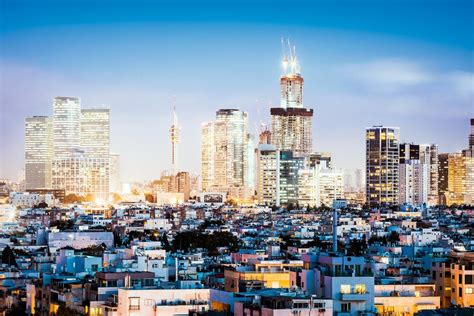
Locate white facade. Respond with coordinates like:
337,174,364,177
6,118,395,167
10,192,56,208
47,231,113,251
399,160,429,206
256,144,280,205
25,116,53,189
117,288,210,316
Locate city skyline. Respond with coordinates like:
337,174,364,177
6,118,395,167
1,0,473,182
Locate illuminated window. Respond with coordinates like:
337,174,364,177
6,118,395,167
341,284,351,294
466,288,473,294
355,284,366,294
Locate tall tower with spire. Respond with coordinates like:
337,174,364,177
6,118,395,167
270,39,314,157
170,97,180,175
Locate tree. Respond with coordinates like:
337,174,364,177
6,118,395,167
55,305,84,316
387,231,400,245
1,246,17,267
347,237,368,256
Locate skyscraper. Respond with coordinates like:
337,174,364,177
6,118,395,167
256,144,280,205
80,108,110,158
398,143,435,206
438,153,449,205
50,97,111,200
366,126,400,206
270,41,313,156
200,109,254,199
53,97,81,158
278,151,305,205
25,116,53,189
200,122,214,192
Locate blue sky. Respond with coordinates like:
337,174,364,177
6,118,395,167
1,0,473,181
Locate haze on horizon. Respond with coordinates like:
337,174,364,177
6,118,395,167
1,0,473,182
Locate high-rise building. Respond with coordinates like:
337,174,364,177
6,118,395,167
170,103,180,174
52,151,109,201
25,116,53,189
53,97,81,158
270,41,313,156
80,108,110,158
399,143,434,206
446,153,467,205
438,153,449,205
318,168,344,207
175,171,190,201
399,160,429,206
201,122,214,192
51,97,111,200
200,109,254,199
109,153,121,193
255,144,280,205
366,126,400,206
278,151,305,205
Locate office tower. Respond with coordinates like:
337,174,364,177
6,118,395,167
52,151,109,201
438,153,449,205
25,116,53,189
81,108,110,158
446,153,466,205
175,171,190,201
270,41,313,156
200,122,214,192
366,126,400,206
201,109,254,198
399,143,433,206
297,167,318,207
53,97,81,158
427,144,439,205
170,103,180,174
399,160,429,206
256,144,280,205
109,153,121,193
318,168,344,207
278,151,305,205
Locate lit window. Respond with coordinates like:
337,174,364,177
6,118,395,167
341,284,351,294
466,288,473,294
355,284,366,294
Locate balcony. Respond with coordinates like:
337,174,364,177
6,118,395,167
341,292,371,301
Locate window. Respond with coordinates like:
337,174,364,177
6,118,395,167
459,288,463,297
355,284,366,294
341,303,351,312
340,284,351,294
91,264,98,272
459,275,463,284
314,302,325,308
466,288,473,294
129,297,140,310
144,299,154,306
432,271,436,279
466,275,473,284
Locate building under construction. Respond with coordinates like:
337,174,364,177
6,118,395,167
270,39,314,157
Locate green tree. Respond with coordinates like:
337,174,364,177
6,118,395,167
2,246,18,267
